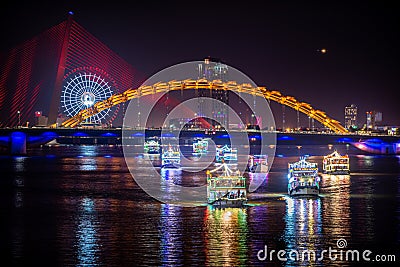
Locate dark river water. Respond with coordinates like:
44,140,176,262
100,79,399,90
1,145,399,266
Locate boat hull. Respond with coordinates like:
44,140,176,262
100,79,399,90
145,151,160,155
209,199,247,207
248,164,269,173
288,186,319,196
161,163,181,169
323,170,350,175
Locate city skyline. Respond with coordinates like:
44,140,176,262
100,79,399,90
1,1,398,126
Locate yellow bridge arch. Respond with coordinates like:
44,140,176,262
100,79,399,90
61,79,348,133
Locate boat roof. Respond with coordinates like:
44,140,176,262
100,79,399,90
194,139,208,143
324,150,348,159
216,145,236,152
145,140,159,145
289,157,317,169
207,163,243,178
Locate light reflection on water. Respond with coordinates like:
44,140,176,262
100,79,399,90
204,206,248,266
76,197,99,267
159,204,184,266
1,145,399,266
321,174,352,240
13,156,28,172
78,158,98,171
12,157,26,208
283,197,323,266
160,168,182,182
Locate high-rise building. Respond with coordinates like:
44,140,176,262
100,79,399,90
366,110,382,130
344,104,358,129
197,57,229,128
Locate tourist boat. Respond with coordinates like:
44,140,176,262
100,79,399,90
215,144,237,165
161,145,181,169
192,139,209,155
323,150,350,174
144,139,160,154
207,163,247,207
287,157,320,196
247,154,268,173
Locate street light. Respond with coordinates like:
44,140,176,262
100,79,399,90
17,110,21,128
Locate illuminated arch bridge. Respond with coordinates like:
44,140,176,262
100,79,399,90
61,79,348,133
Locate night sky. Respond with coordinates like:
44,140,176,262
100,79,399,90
1,1,399,127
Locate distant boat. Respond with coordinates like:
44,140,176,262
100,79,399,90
144,139,160,154
247,154,268,173
161,145,181,169
207,163,247,207
287,157,320,197
192,138,209,155
323,150,350,174
215,144,237,165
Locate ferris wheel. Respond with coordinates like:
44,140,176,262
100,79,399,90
61,67,119,124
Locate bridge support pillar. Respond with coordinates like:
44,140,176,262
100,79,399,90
10,132,27,155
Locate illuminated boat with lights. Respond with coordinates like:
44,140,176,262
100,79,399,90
161,145,181,169
322,150,350,174
247,154,268,173
207,163,247,207
144,139,160,154
287,157,320,196
192,139,209,155
215,144,237,165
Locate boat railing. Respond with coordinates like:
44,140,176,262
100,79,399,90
213,190,247,200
